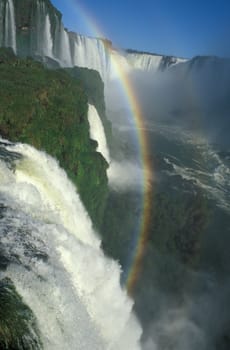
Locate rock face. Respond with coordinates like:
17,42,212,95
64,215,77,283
0,0,185,80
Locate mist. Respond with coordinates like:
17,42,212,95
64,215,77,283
108,161,143,190
128,56,230,147
140,272,230,350
104,56,230,350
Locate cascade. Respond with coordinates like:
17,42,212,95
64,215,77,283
0,0,185,79
36,0,53,57
58,23,72,66
125,52,186,71
0,141,141,350
4,0,16,53
71,34,111,80
126,52,163,71
0,1,4,46
88,104,110,163
43,14,53,57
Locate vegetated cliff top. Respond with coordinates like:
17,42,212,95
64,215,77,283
0,47,108,228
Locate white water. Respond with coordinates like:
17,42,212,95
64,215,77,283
59,24,72,66
0,142,141,349
125,52,187,72
0,0,185,80
162,134,230,212
72,35,111,80
0,1,3,46
88,104,110,163
4,0,16,53
43,14,53,57
126,53,163,71
35,1,53,57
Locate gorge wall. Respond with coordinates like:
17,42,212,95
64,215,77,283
0,0,184,80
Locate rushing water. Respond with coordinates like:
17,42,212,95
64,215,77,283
0,140,142,350
0,0,183,80
4,0,16,53
88,104,110,163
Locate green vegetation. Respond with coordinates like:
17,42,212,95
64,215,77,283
0,277,42,349
0,48,108,228
65,66,112,142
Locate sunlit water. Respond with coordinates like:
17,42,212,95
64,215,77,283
0,140,142,350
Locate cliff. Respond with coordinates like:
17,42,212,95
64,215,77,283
0,0,185,80
0,48,108,229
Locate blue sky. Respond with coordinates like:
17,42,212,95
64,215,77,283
51,0,230,58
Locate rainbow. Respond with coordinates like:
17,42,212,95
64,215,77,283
57,0,154,295
108,52,153,295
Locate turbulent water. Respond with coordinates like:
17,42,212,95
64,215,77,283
2,0,16,52
150,123,230,212
88,104,110,163
1,1,229,349
113,119,230,212
106,116,230,349
0,140,142,349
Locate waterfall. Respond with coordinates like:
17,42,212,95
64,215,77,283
58,24,72,66
88,104,110,163
0,0,186,79
0,0,185,80
126,52,163,71
0,141,141,349
43,14,53,57
4,0,16,53
0,1,4,46
36,0,53,57
125,52,187,71
72,35,111,80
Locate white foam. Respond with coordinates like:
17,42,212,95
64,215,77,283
43,14,53,57
0,142,142,350
4,0,16,53
88,104,110,163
